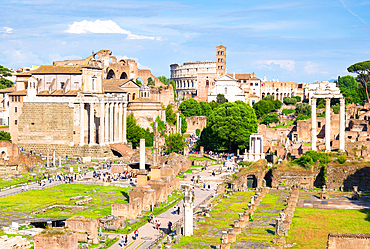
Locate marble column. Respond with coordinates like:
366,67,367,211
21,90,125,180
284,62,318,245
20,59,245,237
79,103,84,146
325,97,331,152
311,98,317,151
118,103,123,143
339,97,345,151
140,139,145,170
89,103,95,145
123,103,127,144
110,103,114,143
105,103,109,144
114,102,119,142
176,112,180,133
100,101,105,145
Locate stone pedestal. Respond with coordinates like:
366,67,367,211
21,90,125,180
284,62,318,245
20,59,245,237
184,202,193,236
200,146,204,157
136,170,148,187
220,243,230,249
227,228,236,243
184,147,189,156
150,165,161,181
176,223,181,235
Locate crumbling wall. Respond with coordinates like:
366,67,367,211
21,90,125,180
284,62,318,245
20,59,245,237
65,216,98,244
326,163,370,191
34,229,78,249
327,233,370,249
271,169,315,189
185,116,207,135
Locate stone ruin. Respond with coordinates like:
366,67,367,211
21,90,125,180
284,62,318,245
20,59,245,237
99,214,125,231
34,228,79,249
351,186,360,200
320,185,329,200
327,233,370,249
0,235,31,249
65,216,99,244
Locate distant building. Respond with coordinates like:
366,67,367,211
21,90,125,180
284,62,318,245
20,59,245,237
208,74,245,103
170,45,226,102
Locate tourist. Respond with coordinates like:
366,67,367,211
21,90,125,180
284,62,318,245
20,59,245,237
208,184,211,190
173,205,177,214
177,206,180,215
167,221,172,234
124,235,128,246
134,229,139,239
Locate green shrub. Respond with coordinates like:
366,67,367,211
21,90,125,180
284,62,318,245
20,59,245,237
293,155,313,169
282,109,295,115
196,128,201,136
296,114,310,120
338,154,347,164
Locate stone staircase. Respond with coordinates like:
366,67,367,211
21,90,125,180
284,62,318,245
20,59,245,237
110,143,135,158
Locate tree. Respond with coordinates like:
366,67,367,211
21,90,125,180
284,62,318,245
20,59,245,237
199,102,212,117
207,101,258,152
0,65,13,89
282,109,295,115
144,128,154,147
338,75,365,104
253,100,275,118
126,113,145,148
196,128,201,136
165,133,186,153
348,61,370,103
165,104,177,124
151,116,166,136
178,98,201,117
147,78,155,86
261,113,279,125
209,101,220,110
293,96,301,102
296,114,310,121
158,76,177,100
216,94,227,104
136,79,142,85
0,131,11,143
263,95,275,101
295,103,311,116
180,114,187,134
273,99,282,109
283,97,297,105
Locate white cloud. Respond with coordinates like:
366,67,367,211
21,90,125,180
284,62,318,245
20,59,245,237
255,60,296,72
48,53,82,62
0,27,13,34
66,19,163,41
304,61,319,74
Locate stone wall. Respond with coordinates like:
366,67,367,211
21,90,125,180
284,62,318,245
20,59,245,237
17,102,74,145
327,233,370,249
185,116,207,135
326,163,370,191
34,229,78,249
65,216,98,244
18,143,113,158
271,169,315,189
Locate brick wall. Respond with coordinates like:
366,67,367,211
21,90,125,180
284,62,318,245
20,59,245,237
185,116,207,135
327,233,370,249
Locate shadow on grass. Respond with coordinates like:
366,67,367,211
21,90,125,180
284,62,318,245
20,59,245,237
359,209,370,222
120,191,129,202
267,229,275,235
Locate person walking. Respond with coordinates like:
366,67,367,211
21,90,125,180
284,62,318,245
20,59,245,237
167,221,172,234
124,235,128,246
177,205,180,215
134,229,139,240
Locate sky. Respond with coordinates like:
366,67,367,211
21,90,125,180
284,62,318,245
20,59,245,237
0,0,370,83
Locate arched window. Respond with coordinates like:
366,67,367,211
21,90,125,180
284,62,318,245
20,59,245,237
206,80,209,86
107,69,115,79
133,93,136,100
128,93,131,101
144,92,147,97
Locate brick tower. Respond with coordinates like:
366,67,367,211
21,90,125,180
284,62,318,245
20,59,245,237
216,45,226,75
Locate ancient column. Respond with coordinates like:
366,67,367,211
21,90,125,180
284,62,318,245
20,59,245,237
58,156,61,167
100,101,105,145
79,103,84,146
325,97,331,152
114,102,119,142
53,150,55,167
339,97,345,152
140,139,145,170
311,97,317,151
105,103,109,144
46,149,49,167
110,102,114,143
118,103,123,143
89,103,95,145
183,185,193,236
123,103,127,144
176,112,180,133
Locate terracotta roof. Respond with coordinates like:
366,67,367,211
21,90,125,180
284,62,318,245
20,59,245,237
8,90,27,96
102,79,135,93
0,87,15,93
249,93,259,98
17,65,82,75
37,90,79,96
228,73,252,80
129,97,159,103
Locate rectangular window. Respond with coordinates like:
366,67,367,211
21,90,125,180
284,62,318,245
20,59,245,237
11,96,14,102
255,83,258,86
61,82,65,89
250,83,253,86
15,120,17,125
15,107,17,113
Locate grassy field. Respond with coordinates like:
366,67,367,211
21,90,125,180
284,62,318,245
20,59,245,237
173,191,255,248
287,208,370,248
0,184,130,219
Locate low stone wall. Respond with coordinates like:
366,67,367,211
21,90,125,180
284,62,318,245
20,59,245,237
65,216,98,244
18,143,113,158
326,164,370,191
327,233,370,249
34,229,78,249
271,169,314,189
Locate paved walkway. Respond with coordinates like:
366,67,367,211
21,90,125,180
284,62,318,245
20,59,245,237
108,164,226,249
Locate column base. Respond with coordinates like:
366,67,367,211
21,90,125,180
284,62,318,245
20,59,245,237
79,143,85,146
89,143,96,146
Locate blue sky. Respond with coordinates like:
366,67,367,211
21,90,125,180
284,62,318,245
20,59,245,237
1,0,370,82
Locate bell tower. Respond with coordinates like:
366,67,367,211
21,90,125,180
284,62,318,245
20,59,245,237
216,45,226,75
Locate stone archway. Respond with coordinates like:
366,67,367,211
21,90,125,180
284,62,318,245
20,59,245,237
120,72,127,79
107,69,116,79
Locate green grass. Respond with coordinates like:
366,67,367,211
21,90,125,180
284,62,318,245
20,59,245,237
187,156,216,162
173,191,255,248
287,208,370,249
268,119,294,129
0,184,130,219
